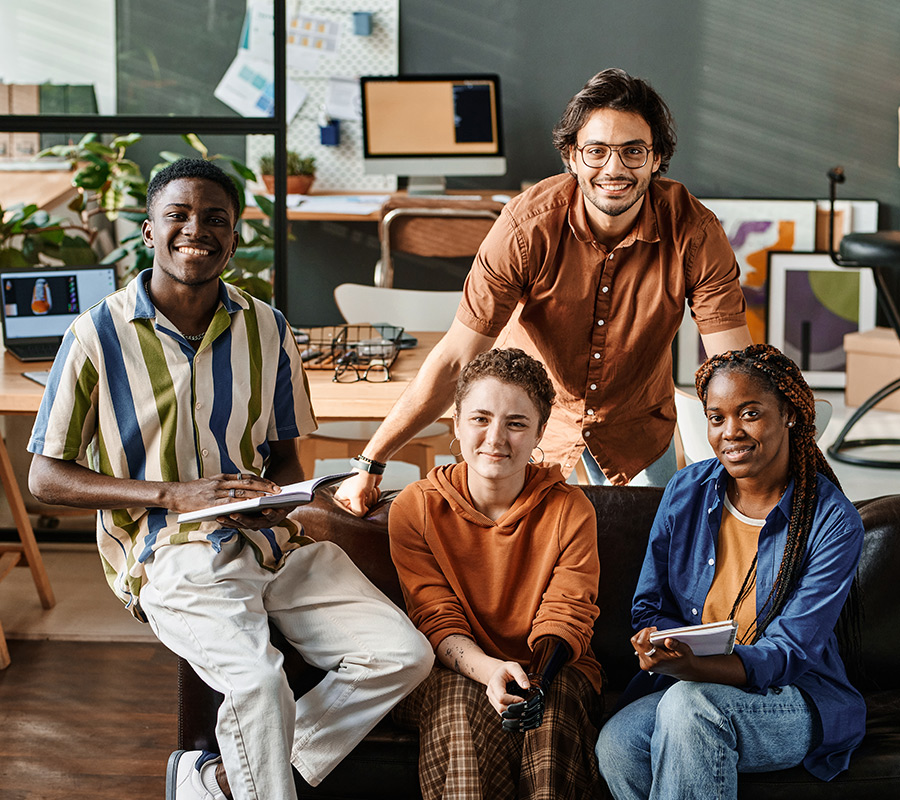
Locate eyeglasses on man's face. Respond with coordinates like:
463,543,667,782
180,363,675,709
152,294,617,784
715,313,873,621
573,142,653,170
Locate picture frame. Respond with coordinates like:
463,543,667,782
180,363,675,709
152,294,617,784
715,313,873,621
766,251,877,388
676,198,818,385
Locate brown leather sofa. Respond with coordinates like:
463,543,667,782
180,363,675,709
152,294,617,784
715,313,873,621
177,485,900,798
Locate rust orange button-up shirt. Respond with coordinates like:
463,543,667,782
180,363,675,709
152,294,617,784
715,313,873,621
456,174,746,484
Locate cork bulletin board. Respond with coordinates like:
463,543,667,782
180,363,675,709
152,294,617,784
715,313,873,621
246,0,399,192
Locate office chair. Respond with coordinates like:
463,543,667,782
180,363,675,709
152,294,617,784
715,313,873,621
375,195,503,288
826,166,900,468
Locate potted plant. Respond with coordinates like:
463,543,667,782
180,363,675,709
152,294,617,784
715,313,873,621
258,151,316,195
33,133,284,303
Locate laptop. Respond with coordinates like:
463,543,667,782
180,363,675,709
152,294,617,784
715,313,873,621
1,265,118,362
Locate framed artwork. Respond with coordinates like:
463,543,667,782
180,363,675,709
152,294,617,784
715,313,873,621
767,251,877,388
676,198,818,385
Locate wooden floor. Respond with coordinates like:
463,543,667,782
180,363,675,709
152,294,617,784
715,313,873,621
0,639,178,799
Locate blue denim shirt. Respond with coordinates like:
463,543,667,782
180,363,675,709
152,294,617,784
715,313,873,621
631,459,866,781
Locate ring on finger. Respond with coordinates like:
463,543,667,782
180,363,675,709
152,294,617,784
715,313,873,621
230,488,236,498
645,647,657,657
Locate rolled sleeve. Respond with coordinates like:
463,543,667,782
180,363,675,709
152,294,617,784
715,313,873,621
686,215,747,335
456,211,526,337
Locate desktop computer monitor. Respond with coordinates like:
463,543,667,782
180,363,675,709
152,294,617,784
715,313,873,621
360,74,506,194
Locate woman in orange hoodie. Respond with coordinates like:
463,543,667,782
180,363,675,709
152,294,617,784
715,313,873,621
389,348,604,800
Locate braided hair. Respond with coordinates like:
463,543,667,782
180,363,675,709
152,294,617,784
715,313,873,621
695,344,860,672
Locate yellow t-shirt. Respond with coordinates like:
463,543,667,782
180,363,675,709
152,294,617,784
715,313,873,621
702,494,763,642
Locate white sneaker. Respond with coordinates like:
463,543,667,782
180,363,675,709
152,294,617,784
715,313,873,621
166,750,225,800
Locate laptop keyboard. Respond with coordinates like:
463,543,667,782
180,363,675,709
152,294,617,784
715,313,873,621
10,343,60,361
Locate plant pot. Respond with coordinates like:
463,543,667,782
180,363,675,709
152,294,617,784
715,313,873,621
262,174,315,195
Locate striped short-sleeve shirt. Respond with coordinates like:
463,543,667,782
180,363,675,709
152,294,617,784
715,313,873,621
28,270,317,618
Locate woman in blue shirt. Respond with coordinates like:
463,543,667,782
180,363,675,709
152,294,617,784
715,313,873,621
595,344,864,799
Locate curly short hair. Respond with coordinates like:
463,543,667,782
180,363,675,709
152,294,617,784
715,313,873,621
551,68,677,177
455,348,555,427
146,158,241,223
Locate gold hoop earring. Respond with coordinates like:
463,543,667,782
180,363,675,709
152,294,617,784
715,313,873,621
449,437,462,458
531,446,545,464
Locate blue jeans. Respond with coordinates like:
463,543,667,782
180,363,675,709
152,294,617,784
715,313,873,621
582,438,678,487
595,682,815,800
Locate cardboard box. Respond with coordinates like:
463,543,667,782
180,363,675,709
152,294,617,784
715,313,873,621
9,83,40,160
844,327,900,412
0,83,11,159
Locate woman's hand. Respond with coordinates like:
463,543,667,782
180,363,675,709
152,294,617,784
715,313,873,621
631,626,697,678
485,661,530,716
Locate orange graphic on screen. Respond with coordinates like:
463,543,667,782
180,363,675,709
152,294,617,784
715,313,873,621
31,278,51,315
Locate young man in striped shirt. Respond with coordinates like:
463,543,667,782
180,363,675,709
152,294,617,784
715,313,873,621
27,158,432,800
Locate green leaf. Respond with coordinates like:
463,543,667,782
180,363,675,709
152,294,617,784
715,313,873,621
158,151,183,165
0,248,30,268
73,156,111,191
68,194,86,213
35,228,66,245
225,274,273,303
253,194,275,218
119,210,148,224
111,133,142,149
229,159,256,181
182,133,208,159
100,246,130,264
82,141,116,157
77,132,101,147
56,235,99,265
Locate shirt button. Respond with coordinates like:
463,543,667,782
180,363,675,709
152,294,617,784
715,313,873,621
590,383,597,390
597,319,605,326
602,286,609,293
708,558,715,566
691,608,698,616
608,252,614,260
587,409,595,416
593,353,600,359
201,449,209,456
584,431,591,438
195,402,202,410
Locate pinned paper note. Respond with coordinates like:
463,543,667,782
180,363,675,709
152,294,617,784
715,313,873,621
214,50,308,119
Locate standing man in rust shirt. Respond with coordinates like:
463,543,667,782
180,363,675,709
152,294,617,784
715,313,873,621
337,68,751,515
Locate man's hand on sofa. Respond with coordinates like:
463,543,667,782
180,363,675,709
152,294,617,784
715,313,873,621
334,470,382,516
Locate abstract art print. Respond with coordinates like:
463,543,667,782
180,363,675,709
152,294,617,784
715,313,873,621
676,199,818,384
767,251,877,387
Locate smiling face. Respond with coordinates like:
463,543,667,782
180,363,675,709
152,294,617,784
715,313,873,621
141,177,239,290
454,376,545,490
704,369,795,485
568,107,661,231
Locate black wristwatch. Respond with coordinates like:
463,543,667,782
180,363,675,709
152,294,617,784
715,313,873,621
350,454,387,475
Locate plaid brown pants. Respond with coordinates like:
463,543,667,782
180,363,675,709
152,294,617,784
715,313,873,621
393,663,603,800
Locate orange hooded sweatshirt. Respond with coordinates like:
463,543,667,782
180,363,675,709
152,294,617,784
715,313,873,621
389,462,603,692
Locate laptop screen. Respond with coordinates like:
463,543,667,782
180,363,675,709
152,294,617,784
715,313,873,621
1,265,118,343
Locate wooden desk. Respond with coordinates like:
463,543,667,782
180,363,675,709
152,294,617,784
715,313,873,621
301,331,444,418
0,169,77,212
0,355,56,667
242,190,511,224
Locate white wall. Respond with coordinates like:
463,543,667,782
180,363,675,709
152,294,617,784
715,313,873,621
0,0,116,114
